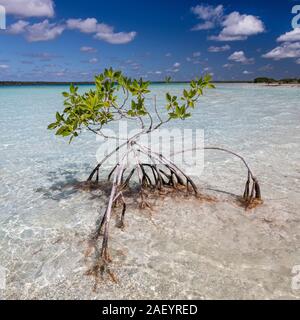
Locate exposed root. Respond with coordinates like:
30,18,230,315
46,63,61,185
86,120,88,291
241,171,263,210
84,143,263,285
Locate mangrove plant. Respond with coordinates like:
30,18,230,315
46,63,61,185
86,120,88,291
48,68,262,283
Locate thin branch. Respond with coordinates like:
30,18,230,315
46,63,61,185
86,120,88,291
153,95,163,123
171,147,255,178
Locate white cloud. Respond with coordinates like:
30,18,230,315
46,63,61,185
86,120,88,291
8,19,64,41
277,28,300,42
191,4,224,20
228,51,254,64
66,18,136,44
186,53,202,64
208,44,230,52
173,62,181,68
165,53,172,57
262,42,300,60
243,70,253,74
210,12,265,41
191,21,215,31
7,16,136,44
223,63,233,68
25,20,64,42
263,28,300,63
95,31,137,44
55,72,65,77
0,64,9,69
66,18,111,34
7,20,29,34
0,0,54,18
190,4,264,42
191,4,223,30
296,58,300,64
155,71,162,74
80,46,97,53
89,58,98,64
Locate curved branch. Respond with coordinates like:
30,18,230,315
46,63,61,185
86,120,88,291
171,147,255,178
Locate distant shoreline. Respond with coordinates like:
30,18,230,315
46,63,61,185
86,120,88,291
0,81,299,87
0,81,254,86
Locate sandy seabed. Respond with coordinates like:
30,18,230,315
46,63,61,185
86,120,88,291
2,178,300,300
0,84,300,299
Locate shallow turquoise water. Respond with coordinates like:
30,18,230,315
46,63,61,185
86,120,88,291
0,84,300,299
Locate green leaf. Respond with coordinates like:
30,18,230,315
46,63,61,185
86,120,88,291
70,84,75,94
49,67,215,143
56,126,71,136
168,112,177,119
56,112,62,122
48,122,58,130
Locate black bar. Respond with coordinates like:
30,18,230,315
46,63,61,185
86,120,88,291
0,300,298,319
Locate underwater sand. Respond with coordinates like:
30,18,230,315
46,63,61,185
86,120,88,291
0,84,300,299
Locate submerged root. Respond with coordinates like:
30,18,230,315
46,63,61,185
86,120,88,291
84,145,263,286
241,171,263,210
85,256,118,291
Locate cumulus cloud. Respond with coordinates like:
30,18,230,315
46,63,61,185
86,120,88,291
7,16,136,44
277,28,300,42
210,12,265,41
66,18,137,44
262,42,300,60
0,64,9,69
190,4,264,42
173,62,181,68
95,31,137,44
25,20,64,42
80,46,97,53
243,70,253,74
228,51,254,64
191,4,224,31
263,28,300,63
7,20,29,34
191,4,224,20
8,19,64,41
66,18,111,34
208,44,230,52
0,0,55,18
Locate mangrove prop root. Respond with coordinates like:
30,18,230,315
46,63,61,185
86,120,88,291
242,174,263,210
86,143,263,284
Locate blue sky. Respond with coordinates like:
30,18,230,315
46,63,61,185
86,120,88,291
0,0,299,81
